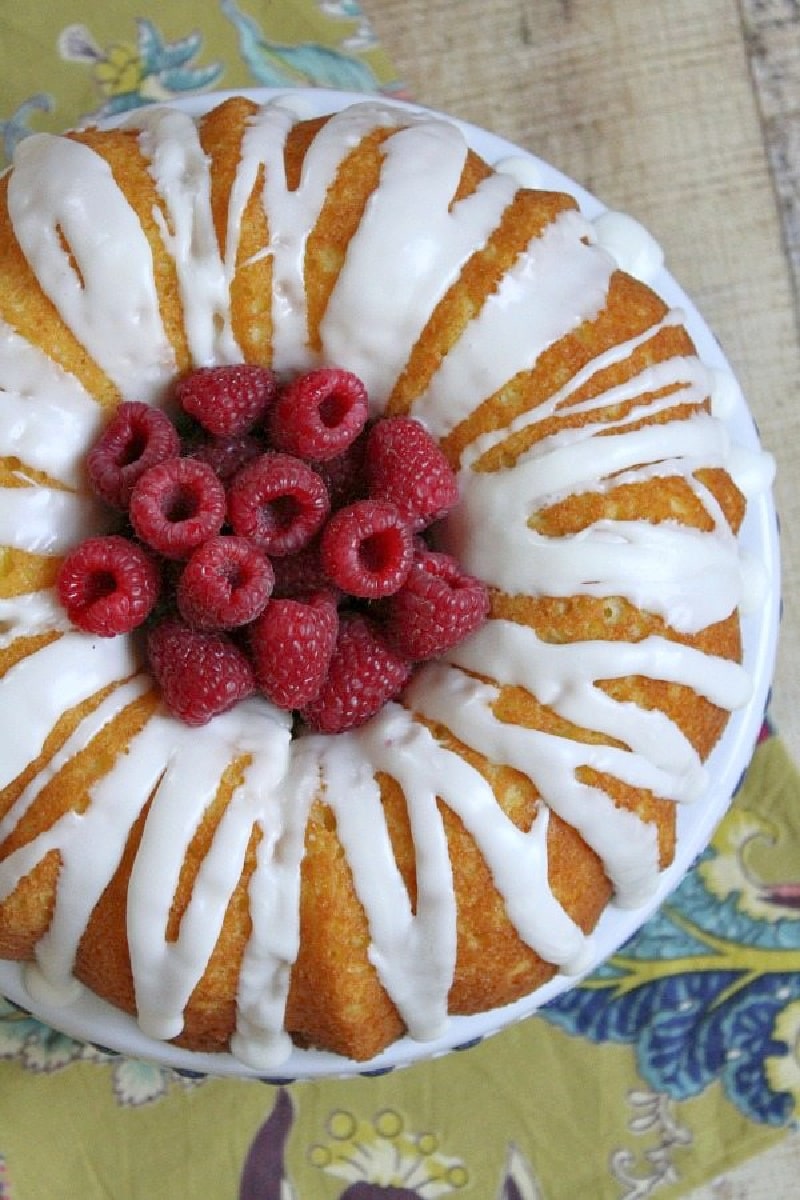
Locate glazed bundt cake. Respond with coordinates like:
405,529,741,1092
0,93,772,1067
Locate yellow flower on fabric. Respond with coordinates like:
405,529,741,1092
93,44,143,97
308,1106,468,1194
699,808,800,921
765,999,800,1111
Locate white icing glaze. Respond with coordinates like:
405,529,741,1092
447,617,751,787
592,210,664,282
0,318,103,487
0,633,140,796
0,484,103,555
494,154,544,190
239,101,408,375
445,413,748,635
406,664,663,908
411,208,615,438
232,734,319,1069
7,133,176,402
133,108,242,367
0,589,70,651
320,121,519,404
127,702,292,1043
0,98,775,1067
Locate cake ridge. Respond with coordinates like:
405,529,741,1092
0,94,775,1067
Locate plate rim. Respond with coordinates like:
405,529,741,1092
0,86,781,1082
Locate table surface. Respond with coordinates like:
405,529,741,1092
363,1,800,1195
365,0,800,765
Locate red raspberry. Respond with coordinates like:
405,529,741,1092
315,435,368,509
300,613,412,733
269,368,368,461
176,535,274,631
250,592,338,709
87,401,180,510
186,432,263,481
320,499,413,598
57,534,159,636
384,550,490,660
147,616,255,727
129,457,226,560
227,452,330,557
175,364,277,437
270,535,333,600
366,417,459,531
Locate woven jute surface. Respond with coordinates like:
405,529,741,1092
365,4,800,1194
368,0,800,767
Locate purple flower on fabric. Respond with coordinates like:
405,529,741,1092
238,1088,547,1196
239,1090,477,1196
239,1088,295,1200
339,1188,423,1198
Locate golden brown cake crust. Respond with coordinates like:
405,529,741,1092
0,95,751,1064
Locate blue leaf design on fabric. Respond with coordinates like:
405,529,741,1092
136,20,205,73
159,64,226,93
546,967,739,1046
621,900,714,960
59,18,224,123
677,856,800,950
716,975,800,1123
90,95,157,121
0,94,53,163
543,869,800,1127
635,982,728,1094
222,0,379,92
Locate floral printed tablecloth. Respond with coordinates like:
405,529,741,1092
1,3,798,1197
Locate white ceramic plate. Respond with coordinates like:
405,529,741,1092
0,88,780,1081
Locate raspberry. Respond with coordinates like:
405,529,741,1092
270,535,333,599
129,457,226,560
59,363,485,731
147,616,256,726
269,368,368,461
176,535,274,631
186,433,263,482
227,452,330,557
315,435,368,509
175,364,277,437
250,592,338,709
57,535,159,636
384,550,490,660
320,499,413,598
300,613,412,733
366,417,459,531
87,401,181,510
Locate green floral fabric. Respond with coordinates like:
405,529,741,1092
1,0,405,165
1,729,798,1199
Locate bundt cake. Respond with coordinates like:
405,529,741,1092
0,92,774,1069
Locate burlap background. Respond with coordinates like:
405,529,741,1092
365,5,800,1192
367,0,800,767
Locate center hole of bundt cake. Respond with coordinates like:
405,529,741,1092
59,365,490,731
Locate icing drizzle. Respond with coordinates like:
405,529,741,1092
0,99,774,1068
